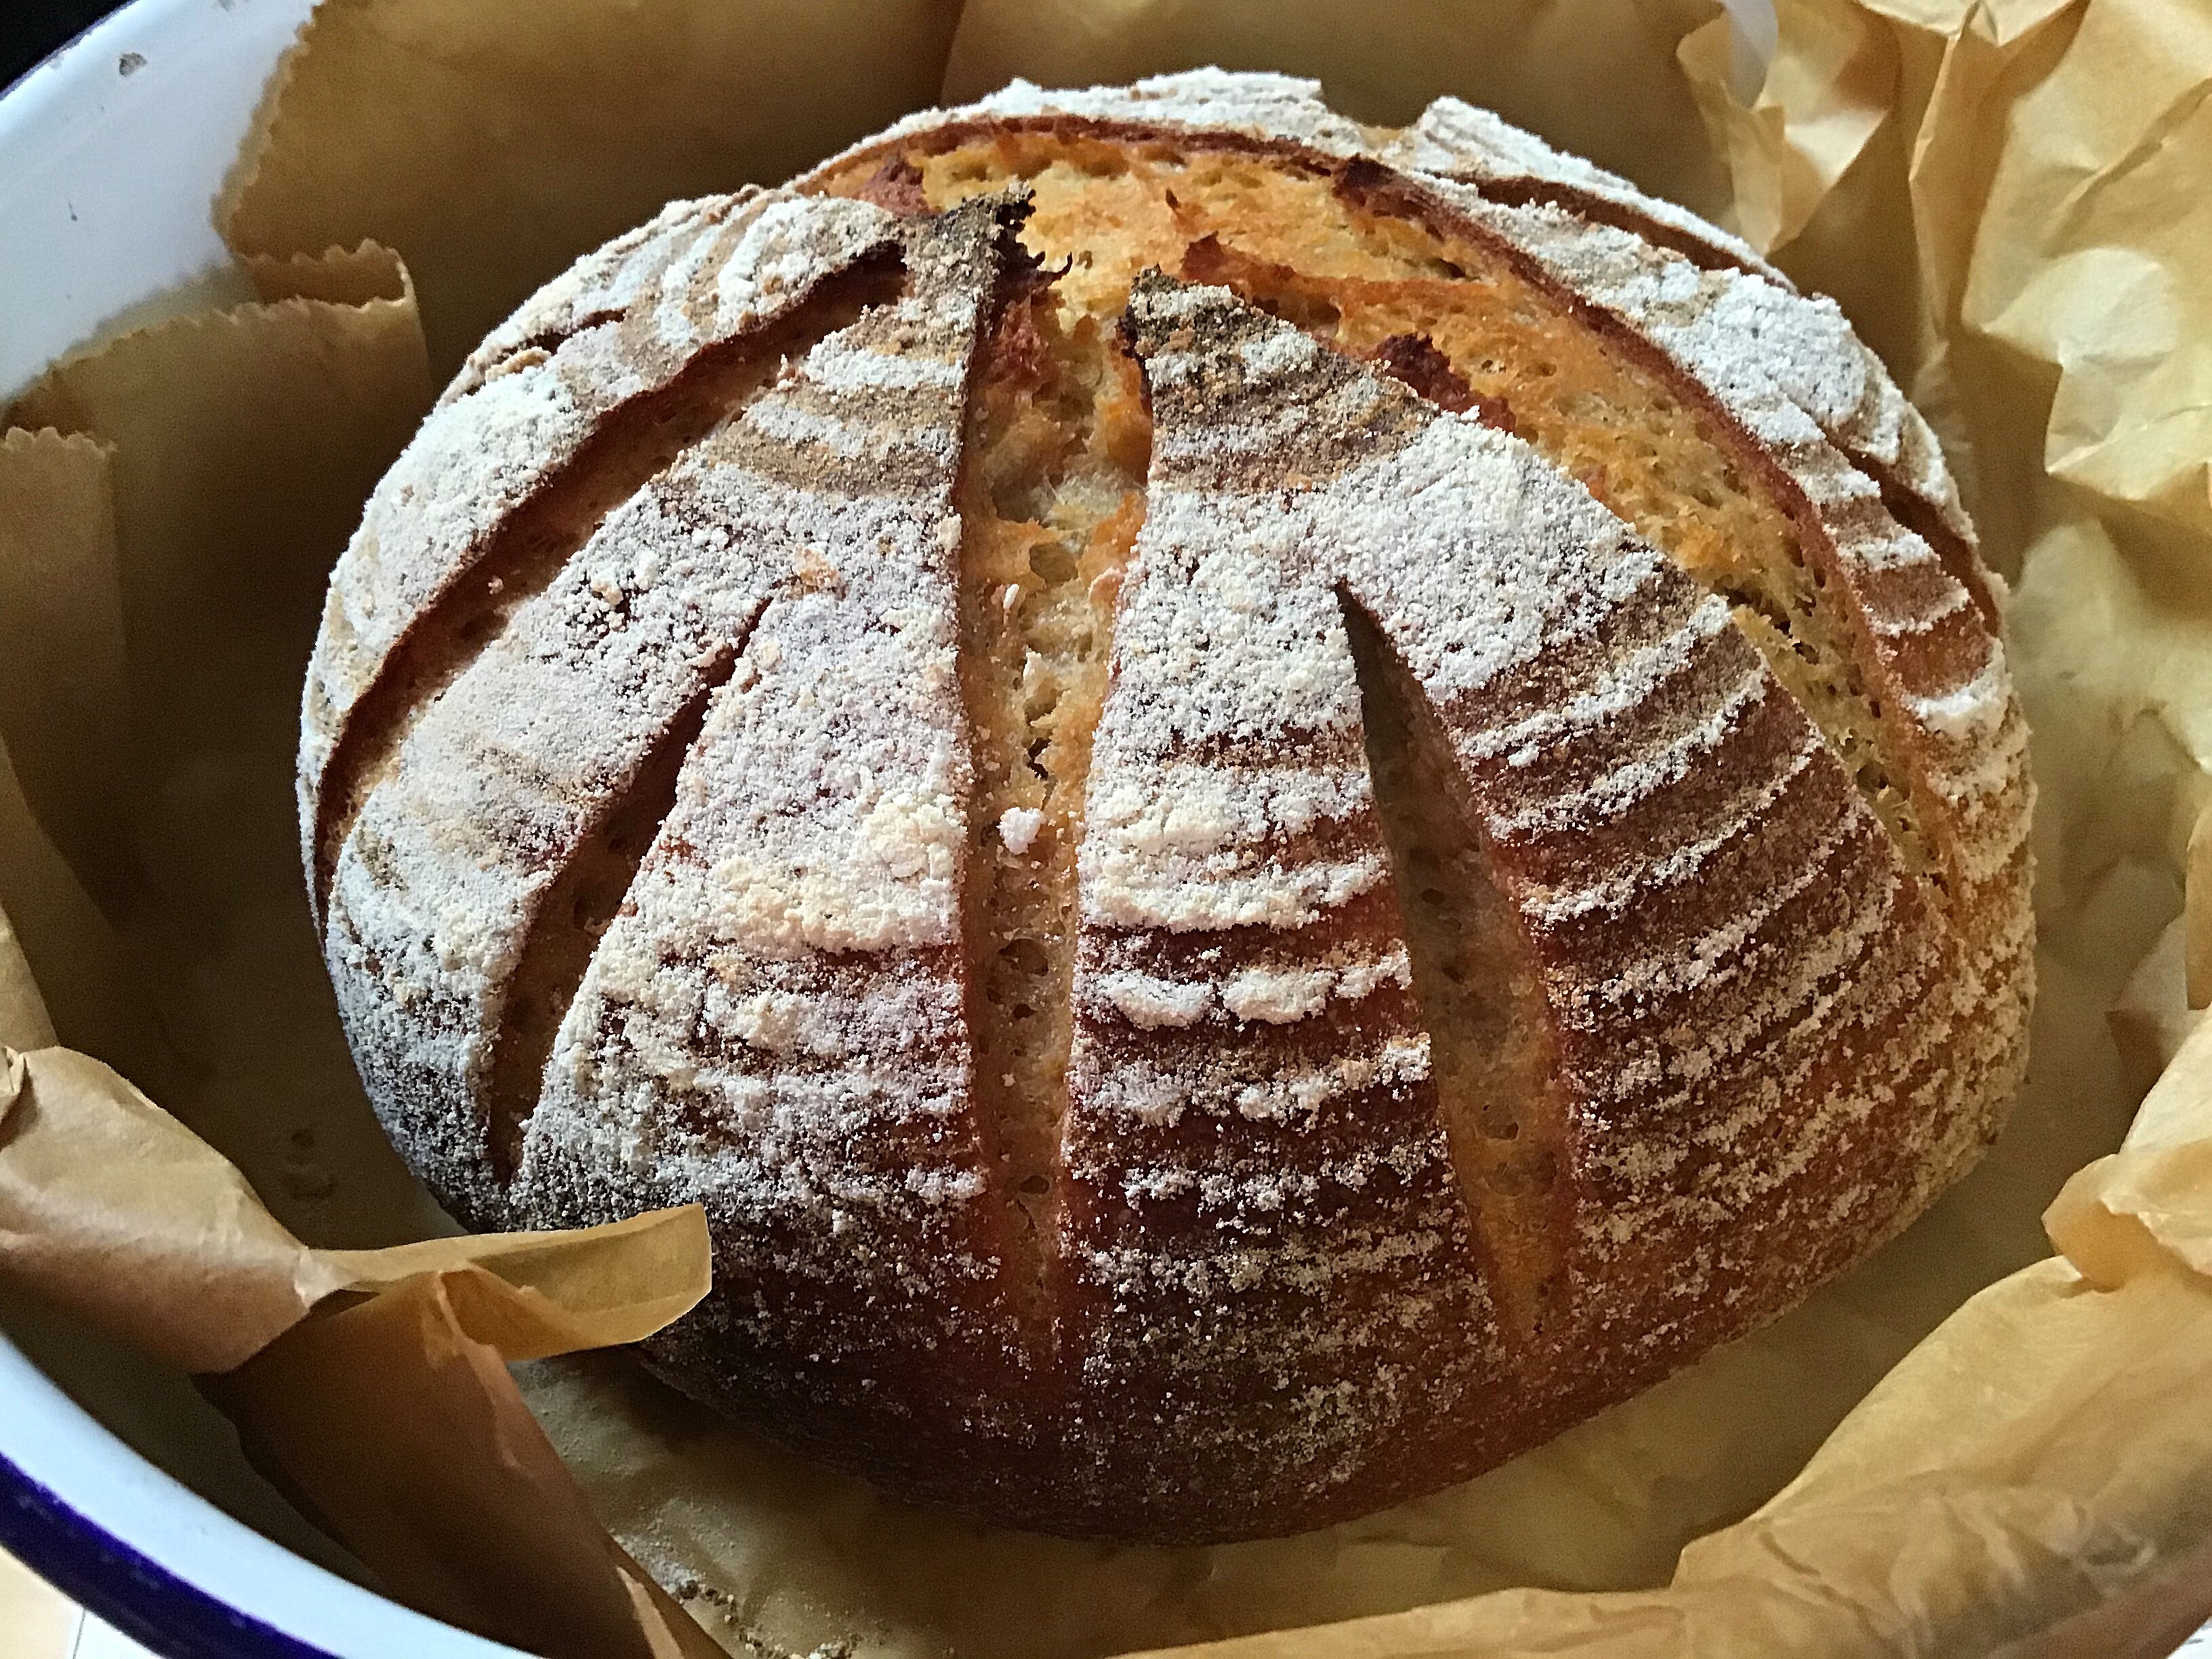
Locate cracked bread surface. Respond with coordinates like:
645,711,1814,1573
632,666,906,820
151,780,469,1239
306,75,2031,1544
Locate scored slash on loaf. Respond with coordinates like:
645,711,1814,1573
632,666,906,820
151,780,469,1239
301,70,2031,1543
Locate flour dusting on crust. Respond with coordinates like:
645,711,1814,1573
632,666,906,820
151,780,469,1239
305,79,2032,1545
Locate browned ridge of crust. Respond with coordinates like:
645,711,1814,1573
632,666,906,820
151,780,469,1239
306,75,2032,1543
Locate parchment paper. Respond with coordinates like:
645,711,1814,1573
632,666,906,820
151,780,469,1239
218,0,966,375
211,1265,724,1658
5,0,2212,1654
941,0,1734,222
0,228,724,1654
4,237,438,1243
0,1035,719,1658
0,1043,708,1377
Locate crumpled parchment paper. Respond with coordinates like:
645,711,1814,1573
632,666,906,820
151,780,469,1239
0,203,720,1659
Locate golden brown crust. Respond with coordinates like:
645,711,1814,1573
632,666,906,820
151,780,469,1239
306,78,2031,1543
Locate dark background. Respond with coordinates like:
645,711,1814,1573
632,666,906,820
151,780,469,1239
3,1,126,93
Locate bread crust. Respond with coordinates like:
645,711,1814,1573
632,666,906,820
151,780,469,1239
811,68,2032,1179
306,77,2032,1542
301,192,900,923
806,70,1977,598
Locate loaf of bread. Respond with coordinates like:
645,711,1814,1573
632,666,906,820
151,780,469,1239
301,73,2031,1544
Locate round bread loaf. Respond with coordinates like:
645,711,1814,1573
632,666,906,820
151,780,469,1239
302,72,2032,1544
